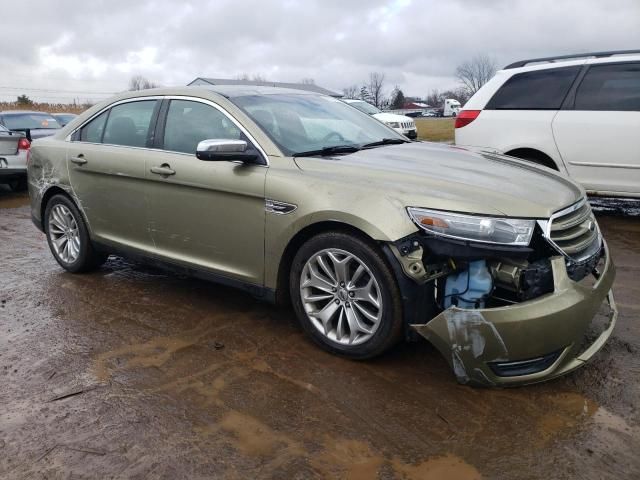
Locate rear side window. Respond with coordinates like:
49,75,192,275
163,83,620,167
574,63,640,111
486,67,580,110
80,111,108,143
162,100,242,154
102,100,157,148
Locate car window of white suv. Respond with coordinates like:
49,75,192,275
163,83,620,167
574,63,640,111
486,66,581,110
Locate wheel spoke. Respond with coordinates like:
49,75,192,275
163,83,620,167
347,264,365,288
312,300,341,335
353,301,378,323
327,251,350,283
344,307,361,344
336,308,347,341
303,292,334,302
350,306,374,334
350,279,380,308
302,264,336,293
316,255,337,284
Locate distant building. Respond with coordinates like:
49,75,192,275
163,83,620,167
188,77,342,97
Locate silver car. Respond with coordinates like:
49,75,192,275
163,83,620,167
0,124,29,191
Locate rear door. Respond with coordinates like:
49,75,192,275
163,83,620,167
67,98,160,251
552,62,640,195
144,97,267,285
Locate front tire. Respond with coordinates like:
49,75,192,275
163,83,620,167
290,232,403,359
44,194,106,273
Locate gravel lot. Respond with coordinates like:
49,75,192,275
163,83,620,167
1,187,639,479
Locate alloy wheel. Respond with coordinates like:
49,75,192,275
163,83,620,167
48,204,81,264
299,248,383,346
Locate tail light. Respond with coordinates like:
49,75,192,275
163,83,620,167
454,110,481,128
18,137,30,150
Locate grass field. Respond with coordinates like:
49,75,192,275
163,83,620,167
0,102,87,114
415,117,455,143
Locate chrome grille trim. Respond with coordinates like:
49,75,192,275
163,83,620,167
538,198,602,263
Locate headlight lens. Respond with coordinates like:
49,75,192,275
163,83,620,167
386,121,401,128
407,207,536,246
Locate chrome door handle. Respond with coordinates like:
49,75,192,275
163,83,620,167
70,155,87,165
150,164,176,176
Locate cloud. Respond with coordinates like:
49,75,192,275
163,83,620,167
0,0,638,102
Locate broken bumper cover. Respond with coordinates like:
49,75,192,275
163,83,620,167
411,241,617,386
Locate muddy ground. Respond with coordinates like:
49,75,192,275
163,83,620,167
1,186,639,480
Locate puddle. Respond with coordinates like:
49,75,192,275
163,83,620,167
0,191,29,209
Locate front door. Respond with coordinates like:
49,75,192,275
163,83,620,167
144,98,267,285
66,99,160,251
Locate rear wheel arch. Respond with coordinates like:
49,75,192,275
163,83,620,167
505,148,559,171
40,187,91,235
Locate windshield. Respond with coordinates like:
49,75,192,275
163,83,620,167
2,113,61,130
346,100,382,115
232,94,404,156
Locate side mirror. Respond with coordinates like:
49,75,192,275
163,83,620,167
196,139,259,163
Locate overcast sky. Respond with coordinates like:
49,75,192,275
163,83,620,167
1,0,639,103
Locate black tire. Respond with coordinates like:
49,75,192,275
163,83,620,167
290,231,403,359
44,194,107,273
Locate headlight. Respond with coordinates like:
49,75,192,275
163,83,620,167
407,207,536,246
386,121,401,128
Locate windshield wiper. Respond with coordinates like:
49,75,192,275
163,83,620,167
293,145,361,157
361,138,409,148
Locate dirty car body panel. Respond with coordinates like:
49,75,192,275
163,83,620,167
27,86,616,386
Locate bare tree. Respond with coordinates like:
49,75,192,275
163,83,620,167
251,74,267,82
128,75,158,91
342,85,358,99
300,78,315,85
455,54,497,97
367,72,385,108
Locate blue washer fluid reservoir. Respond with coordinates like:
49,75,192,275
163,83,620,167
444,260,493,309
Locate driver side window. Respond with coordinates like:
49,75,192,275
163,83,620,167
162,100,242,154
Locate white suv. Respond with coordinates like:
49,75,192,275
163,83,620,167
343,99,417,139
455,50,640,197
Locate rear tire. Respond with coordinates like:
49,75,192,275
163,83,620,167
290,231,403,359
44,194,107,273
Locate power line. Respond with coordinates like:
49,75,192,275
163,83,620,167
0,85,114,95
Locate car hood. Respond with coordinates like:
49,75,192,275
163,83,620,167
373,112,414,123
293,142,583,218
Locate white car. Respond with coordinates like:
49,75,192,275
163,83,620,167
343,99,417,139
455,49,640,197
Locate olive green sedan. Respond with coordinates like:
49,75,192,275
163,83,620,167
27,86,616,386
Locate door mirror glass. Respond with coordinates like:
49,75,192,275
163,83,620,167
196,139,258,162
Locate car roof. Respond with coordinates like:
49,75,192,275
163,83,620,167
504,49,640,69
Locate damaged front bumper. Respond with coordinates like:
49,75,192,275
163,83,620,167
411,242,617,386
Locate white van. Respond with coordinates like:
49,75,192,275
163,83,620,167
455,50,640,197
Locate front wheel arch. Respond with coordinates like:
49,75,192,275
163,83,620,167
275,221,387,307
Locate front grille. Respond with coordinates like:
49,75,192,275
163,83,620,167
548,199,601,261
